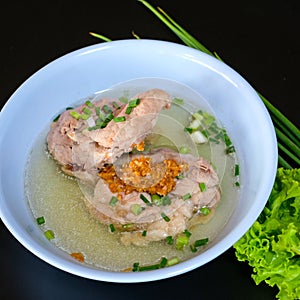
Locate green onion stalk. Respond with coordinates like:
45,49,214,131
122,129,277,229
90,0,300,169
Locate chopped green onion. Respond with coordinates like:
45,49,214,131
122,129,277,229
192,112,204,121
190,238,209,252
167,257,179,266
226,145,236,154
81,113,90,120
151,194,162,205
200,206,211,216
173,97,184,105
234,164,240,176
95,106,101,116
166,236,174,245
109,196,118,207
131,203,143,215
190,131,208,144
184,127,193,133
179,146,190,154
44,229,55,240
199,182,207,192
161,212,170,222
176,233,189,250
109,224,116,233
132,257,172,272
183,229,192,237
123,223,133,229
102,105,112,114
159,257,168,268
132,262,140,272
176,174,184,179
128,98,141,107
142,230,147,237
161,195,171,206
194,238,209,247
36,216,45,225
113,116,126,122
53,114,61,122
85,100,94,108
223,131,233,147
235,181,240,187
112,101,120,109
119,96,129,103
182,193,192,200
125,106,133,115
82,107,92,115
140,194,151,205
69,111,82,120
189,118,201,130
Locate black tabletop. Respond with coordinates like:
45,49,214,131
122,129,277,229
1,1,299,299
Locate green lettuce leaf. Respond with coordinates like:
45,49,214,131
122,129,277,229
234,168,300,300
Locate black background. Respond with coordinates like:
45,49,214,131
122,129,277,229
1,1,299,299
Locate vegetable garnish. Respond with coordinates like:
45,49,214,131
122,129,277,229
142,230,147,237
199,206,211,216
166,236,174,245
179,146,190,154
173,97,184,105
36,216,45,225
109,196,118,207
132,256,179,272
176,232,190,250
190,238,209,252
85,100,94,108
131,203,143,215
44,229,55,240
69,110,81,120
113,116,126,122
199,182,206,192
234,164,240,176
109,224,116,233
234,168,300,300
161,212,170,222
182,193,191,200
140,194,151,205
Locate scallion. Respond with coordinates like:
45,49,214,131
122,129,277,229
179,146,190,154
234,164,240,176
131,203,143,215
166,236,174,245
109,224,116,233
140,194,151,205
109,196,118,207
36,216,45,225
182,193,192,200
113,116,126,123
161,212,170,222
69,110,81,120
142,230,147,237
176,233,189,250
199,182,206,192
112,101,120,109
128,98,141,107
44,229,55,240
199,206,211,216
173,97,184,105
85,100,94,108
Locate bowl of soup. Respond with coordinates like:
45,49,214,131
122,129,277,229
0,39,277,283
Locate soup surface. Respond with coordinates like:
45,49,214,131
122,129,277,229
25,83,240,271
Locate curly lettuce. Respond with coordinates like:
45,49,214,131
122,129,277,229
234,168,300,300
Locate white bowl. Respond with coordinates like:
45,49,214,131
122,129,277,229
0,39,277,283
